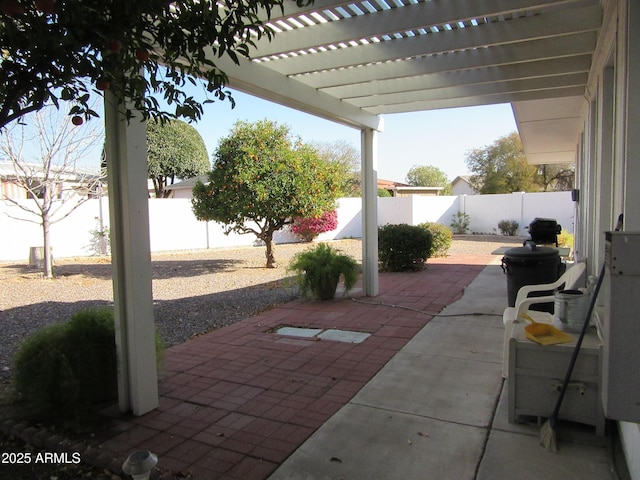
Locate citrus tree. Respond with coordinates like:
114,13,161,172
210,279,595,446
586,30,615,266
192,120,341,268
147,119,209,198
0,0,311,129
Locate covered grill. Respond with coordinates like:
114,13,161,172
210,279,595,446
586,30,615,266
527,217,562,246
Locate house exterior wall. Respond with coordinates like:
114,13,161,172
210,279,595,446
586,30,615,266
576,2,640,476
0,179,26,200
451,178,476,196
0,191,574,261
615,2,640,475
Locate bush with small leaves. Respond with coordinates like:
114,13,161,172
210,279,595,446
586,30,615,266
419,222,453,257
498,219,520,236
291,210,338,242
378,224,433,272
11,307,163,424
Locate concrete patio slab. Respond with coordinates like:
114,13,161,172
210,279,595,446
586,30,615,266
351,351,503,427
402,319,503,364
476,428,612,480
435,261,506,312
270,403,487,480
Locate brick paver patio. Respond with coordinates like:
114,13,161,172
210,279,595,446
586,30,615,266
5,254,494,479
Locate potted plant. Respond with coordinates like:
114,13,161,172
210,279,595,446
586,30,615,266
288,243,360,300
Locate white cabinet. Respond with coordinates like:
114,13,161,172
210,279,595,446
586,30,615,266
508,323,605,435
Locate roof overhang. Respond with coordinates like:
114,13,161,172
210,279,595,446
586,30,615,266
512,96,585,164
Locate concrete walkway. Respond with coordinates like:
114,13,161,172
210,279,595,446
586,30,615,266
270,259,619,480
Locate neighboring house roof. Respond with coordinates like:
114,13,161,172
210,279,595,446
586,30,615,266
451,175,478,195
452,175,472,185
377,178,409,190
394,186,443,196
165,175,209,191
377,178,443,196
0,161,102,181
0,161,104,199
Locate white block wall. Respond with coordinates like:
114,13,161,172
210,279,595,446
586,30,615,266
0,191,574,261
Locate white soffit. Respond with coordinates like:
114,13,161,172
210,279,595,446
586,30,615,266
512,96,584,164
212,0,602,158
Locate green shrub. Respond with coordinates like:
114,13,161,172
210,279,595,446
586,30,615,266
450,211,470,234
557,229,573,248
557,230,574,259
11,307,163,423
378,224,433,272
498,219,519,236
419,222,453,257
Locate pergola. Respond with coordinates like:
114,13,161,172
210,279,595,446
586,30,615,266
107,0,604,415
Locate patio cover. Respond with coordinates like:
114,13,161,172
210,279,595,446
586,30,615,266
222,0,601,162
107,0,605,415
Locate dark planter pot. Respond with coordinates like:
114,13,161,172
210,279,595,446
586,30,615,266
312,274,340,300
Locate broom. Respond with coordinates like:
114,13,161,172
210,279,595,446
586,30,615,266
540,214,623,451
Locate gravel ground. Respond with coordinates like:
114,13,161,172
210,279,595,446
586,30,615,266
0,235,525,381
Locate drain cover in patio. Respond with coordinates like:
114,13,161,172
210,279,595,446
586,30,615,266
275,326,371,344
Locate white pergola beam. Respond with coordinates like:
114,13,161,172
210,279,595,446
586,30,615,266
258,0,355,19
212,55,382,131
260,5,601,75
369,86,585,114
326,55,592,99
354,73,587,110
298,32,597,89
257,0,588,57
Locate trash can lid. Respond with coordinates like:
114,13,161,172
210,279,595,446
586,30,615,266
503,243,559,259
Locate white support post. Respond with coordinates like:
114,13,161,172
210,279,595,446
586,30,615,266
103,93,158,416
361,128,379,296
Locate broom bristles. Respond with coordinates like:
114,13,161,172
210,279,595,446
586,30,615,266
540,418,558,452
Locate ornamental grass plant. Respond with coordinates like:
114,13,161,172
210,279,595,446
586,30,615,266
288,243,360,300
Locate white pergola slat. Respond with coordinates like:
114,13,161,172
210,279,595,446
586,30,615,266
256,0,591,58
322,56,592,99
299,32,597,89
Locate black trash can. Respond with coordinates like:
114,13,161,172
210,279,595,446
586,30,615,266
501,241,563,310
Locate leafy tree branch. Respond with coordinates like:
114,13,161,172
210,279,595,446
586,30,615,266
0,0,311,129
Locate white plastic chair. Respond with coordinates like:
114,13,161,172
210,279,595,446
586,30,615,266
502,261,586,378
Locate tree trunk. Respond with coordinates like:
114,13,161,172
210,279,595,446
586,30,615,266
42,191,53,279
264,230,277,268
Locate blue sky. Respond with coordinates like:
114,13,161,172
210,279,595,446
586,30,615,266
77,87,519,183
188,89,519,183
